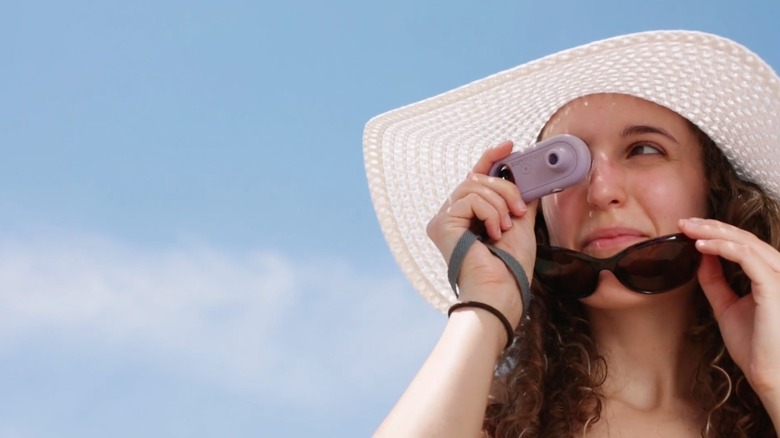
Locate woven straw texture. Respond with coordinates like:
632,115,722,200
363,30,780,312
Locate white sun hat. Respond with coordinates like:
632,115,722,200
363,30,780,312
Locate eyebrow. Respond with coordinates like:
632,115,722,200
621,125,680,144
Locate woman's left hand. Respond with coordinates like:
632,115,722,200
679,217,780,412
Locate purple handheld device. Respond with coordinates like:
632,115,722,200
489,134,591,202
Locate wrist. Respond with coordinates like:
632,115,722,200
449,301,514,350
457,280,524,327
447,305,510,356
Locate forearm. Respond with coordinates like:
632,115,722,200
374,308,506,438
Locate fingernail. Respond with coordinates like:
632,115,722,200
516,201,527,213
680,217,701,228
494,140,512,149
504,213,513,229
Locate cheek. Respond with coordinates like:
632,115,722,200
643,187,683,223
637,172,709,223
540,164,708,243
540,191,582,246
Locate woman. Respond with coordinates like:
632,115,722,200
363,31,780,436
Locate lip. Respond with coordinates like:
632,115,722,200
581,228,646,255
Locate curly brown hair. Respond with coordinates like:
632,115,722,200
482,124,780,437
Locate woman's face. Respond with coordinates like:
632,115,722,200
540,94,709,305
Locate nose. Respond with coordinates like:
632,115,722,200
586,152,626,209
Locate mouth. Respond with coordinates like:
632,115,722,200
582,229,646,256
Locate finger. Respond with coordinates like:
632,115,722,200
449,177,512,230
679,218,780,272
446,193,504,241
472,141,513,175
694,238,780,301
697,253,739,319
468,141,530,216
449,173,527,220
489,199,539,268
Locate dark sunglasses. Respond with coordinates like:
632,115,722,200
534,233,701,299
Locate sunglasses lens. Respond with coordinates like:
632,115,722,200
535,247,598,298
616,239,700,292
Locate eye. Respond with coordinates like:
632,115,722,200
628,143,663,157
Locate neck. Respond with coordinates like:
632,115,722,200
586,288,703,410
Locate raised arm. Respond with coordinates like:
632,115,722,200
374,142,537,437
679,218,780,433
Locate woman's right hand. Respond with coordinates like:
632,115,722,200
426,141,539,327
375,142,538,438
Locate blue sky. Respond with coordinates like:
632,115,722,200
0,1,778,437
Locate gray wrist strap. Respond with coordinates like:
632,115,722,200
447,229,532,315
447,230,479,294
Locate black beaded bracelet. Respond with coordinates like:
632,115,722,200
448,301,514,350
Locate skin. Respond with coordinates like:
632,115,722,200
541,94,710,308
375,94,780,437
540,94,711,435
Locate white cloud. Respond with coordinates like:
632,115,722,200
0,233,443,409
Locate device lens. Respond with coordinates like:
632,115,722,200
498,165,515,183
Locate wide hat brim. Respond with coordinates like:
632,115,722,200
363,30,780,312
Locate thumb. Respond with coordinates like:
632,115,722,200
698,254,739,319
